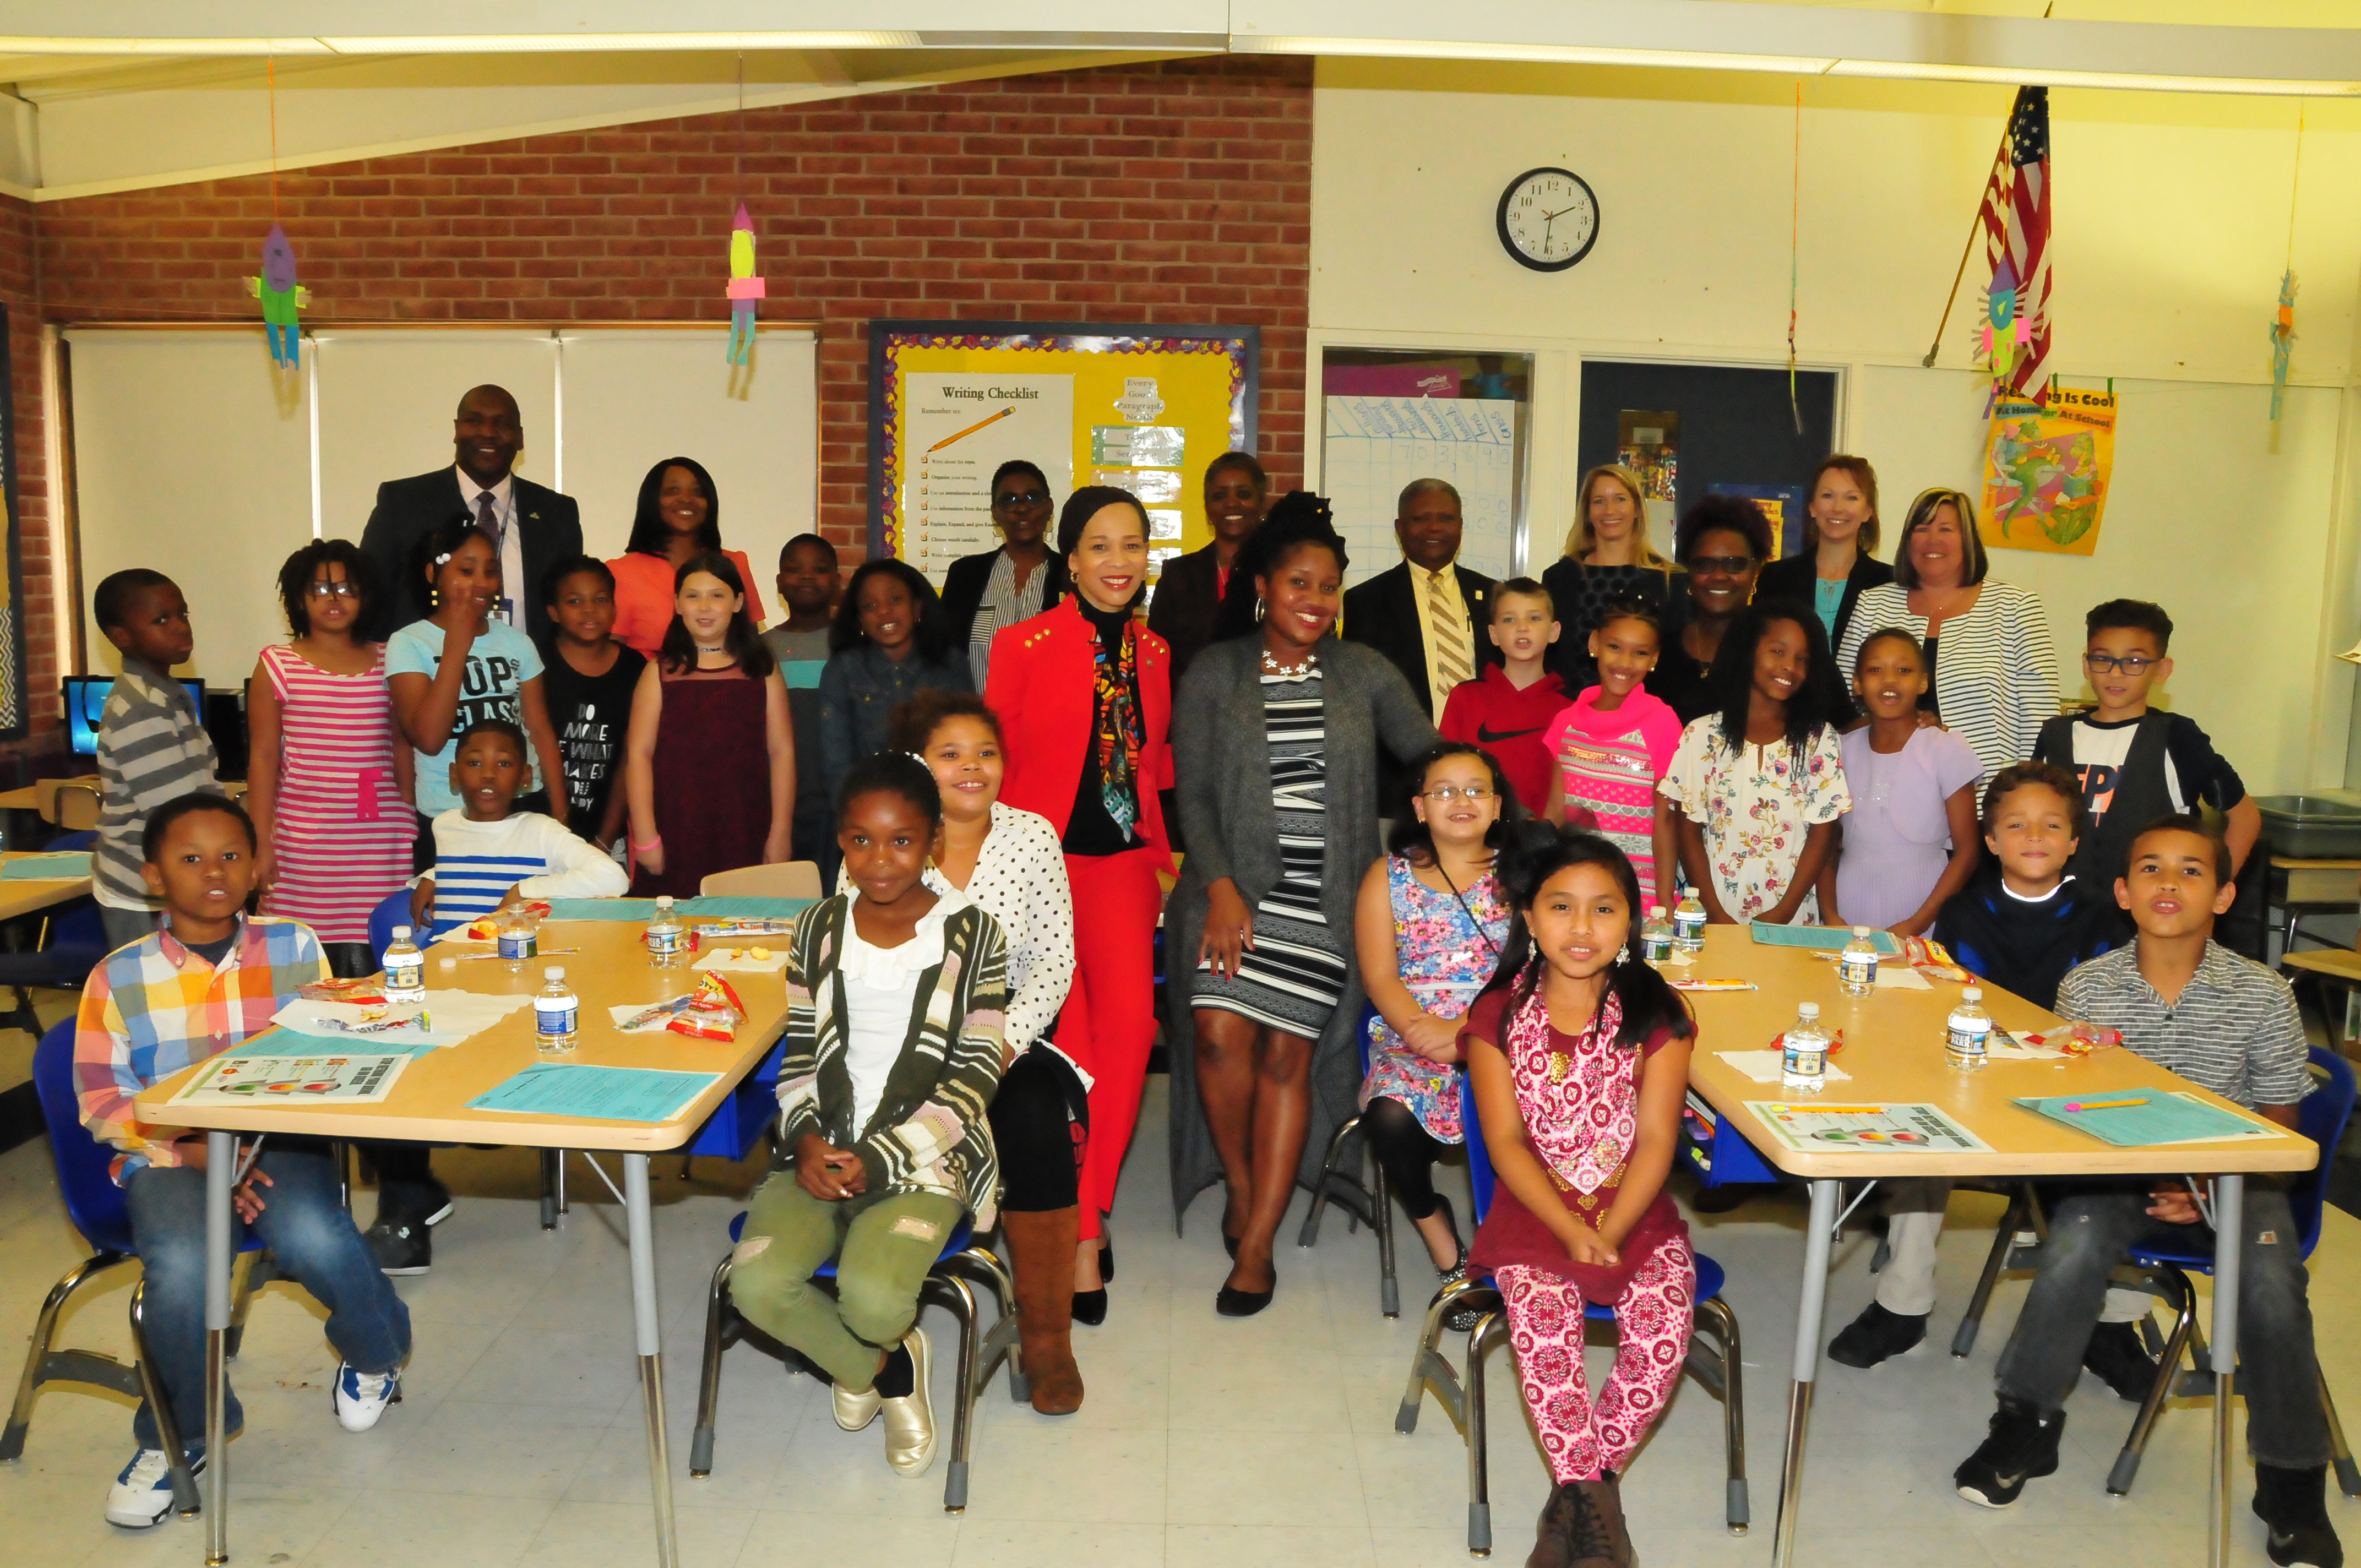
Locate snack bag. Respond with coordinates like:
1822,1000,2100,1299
2021,1020,2123,1057
666,971,747,1041
461,901,552,943
300,977,387,1005
1898,934,1970,983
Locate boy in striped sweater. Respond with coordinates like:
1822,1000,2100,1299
410,717,627,937
91,569,219,951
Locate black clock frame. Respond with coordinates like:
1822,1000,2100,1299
1496,166,1600,273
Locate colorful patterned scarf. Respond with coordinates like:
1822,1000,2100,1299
1503,983,1638,1197
1090,617,1144,835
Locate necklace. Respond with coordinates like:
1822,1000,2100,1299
694,640,727,654
1261,646,1316,678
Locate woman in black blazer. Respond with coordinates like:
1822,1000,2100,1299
937,460,1069,688
1753,454,1893,654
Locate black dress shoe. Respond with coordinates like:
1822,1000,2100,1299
1071,1289,1108,1327
1215,1267,1275,1316
1223,1233,1239,1261
1097,1235,1113,1283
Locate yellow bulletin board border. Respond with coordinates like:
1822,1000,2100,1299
868,320,1256,564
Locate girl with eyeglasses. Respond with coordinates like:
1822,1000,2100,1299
938,460,1068,689
247,538,417,978
1352,741,1516,1293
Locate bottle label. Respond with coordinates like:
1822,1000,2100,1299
1642,933,1672,962
1840,952,1877,986
1947,1017,1990,1055
536,1001,578,1037
386,957,422,992
1782,1035,1826,1075
499,930,537,961
648,928,681,956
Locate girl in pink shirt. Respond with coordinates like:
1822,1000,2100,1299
1542,602,1684,909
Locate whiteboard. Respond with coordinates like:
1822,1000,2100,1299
65,324,819,689
1321,395,1522,589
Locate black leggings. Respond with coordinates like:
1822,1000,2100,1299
988,1050,1085,1213
1365,1095,1449,1223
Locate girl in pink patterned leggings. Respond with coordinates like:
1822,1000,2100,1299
1459,828,1697,1568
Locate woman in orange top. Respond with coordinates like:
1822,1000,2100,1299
606,456,767,656
986,486,1172,1325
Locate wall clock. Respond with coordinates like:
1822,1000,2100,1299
1497,166,1600,273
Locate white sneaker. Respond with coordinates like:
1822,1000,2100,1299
106,1446,200,1528
832,1380,882,1431
332,1362,401,1433
879,1329,936,1479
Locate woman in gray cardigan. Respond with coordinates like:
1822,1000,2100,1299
1166,496,1438,1314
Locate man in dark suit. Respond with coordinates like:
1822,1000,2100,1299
357,384,584,644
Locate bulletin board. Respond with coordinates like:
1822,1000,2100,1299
868,321,1257,588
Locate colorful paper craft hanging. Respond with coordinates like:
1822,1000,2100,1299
726,203,764,366
2270,270,2297,428
246,222,308,368
1978,253,2031,412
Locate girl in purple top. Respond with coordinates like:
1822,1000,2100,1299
1816,629,1982,934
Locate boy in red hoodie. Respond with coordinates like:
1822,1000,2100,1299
1438,577,1573,815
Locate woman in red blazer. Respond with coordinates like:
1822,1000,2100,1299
986,486,1172,1324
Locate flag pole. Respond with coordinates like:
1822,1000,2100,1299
1920,100,2019,369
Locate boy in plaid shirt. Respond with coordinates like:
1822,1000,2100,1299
75,793,411,1529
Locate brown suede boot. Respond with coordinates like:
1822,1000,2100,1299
1001,1207,1086,1415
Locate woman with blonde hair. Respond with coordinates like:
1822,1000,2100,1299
1756,454,1893,652
1542,462,1684,689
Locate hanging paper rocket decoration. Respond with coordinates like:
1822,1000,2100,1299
726,203,764,366
2270,270,2297,426
245,223,308,368
1978,253,2031,410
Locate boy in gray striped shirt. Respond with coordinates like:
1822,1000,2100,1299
91,570,218,951
1955,814,2336,1567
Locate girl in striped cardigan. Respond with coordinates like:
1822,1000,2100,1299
727,752,1009,1480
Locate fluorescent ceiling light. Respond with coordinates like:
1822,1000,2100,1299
0,36,335,56
0,30,1218,56
1824,57,2361,97
317,32,923,53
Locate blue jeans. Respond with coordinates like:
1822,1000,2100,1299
1994,1182,2331,1468
124,1142,411,1454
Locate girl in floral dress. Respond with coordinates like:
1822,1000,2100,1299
1660,600,1852,925
1353,742,1516,1284
1460,827,1696,1566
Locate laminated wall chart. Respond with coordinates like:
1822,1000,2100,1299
1322,395,1521,589
870,323,1258,591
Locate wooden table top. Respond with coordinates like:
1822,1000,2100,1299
1680,928,2318,1179
133,918,794,1152
0,850,94,922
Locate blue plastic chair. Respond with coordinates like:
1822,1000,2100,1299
0,1022,295,1516
0,830,109,1039
2100,1047,2361,1497
1395,1066,1749,1550
688,1206,1022,1512
366,887,412,969
1298,1003,1402,1316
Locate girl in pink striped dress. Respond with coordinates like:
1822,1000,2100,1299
1542,601,1684,910
246,541,416,976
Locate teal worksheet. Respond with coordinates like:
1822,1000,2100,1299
2010,1089,2281,1147
467,1062,721,1123
3,852,92,880
1749,922,1903,956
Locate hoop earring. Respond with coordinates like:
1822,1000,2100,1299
1254,598,1266,623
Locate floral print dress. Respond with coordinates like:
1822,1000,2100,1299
1658,716,1850,923
1359,854,1509,1142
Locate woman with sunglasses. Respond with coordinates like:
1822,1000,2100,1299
1837,487,2058,782
939,460,1069,689
1647,496,1773,725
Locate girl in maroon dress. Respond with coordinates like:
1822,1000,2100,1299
1459,828,1697,1568
623,551,794,897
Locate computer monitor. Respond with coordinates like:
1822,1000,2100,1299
62,675,209,759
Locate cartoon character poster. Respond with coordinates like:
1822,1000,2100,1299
1979,386,2115,556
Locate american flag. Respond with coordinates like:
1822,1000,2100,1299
1978,88,2052,403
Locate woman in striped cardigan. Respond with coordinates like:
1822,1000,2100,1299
1836,487,2058,782
727,752,1009,1482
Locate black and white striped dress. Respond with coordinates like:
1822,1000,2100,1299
1191,665,1351,1036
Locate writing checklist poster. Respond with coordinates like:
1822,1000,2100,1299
898,374,1075,586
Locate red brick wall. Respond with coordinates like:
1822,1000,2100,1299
36,56,1313,562
0,194,56,751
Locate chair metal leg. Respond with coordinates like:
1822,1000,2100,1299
2319,1368,2361,1498
2109,1265,2198,1496
688,1253,737,1479
1694,1295,1750,1534
1397,1276,1489,1435
224,1251,262,1362
925,1274,982,1514
1465,1309,1506,1557
1373,1158,1400,1319
944,1246,1025,1403
332,1140,352,1215
2,1251,138,1462
130,1280,204,1518
1952,1188,2030,1358
1298,1113,1365,1248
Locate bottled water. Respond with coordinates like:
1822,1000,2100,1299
1672,892,1707,955
1838,926,1879,998
383,925,426,1006
535,966,579,1054
646,895,686,969
1640,905,1674,964
497,906,538,972
1945,986,1992,1071
1782,1002,1829,1091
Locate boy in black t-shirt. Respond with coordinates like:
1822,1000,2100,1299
539,556,646,852
2033,598,2260,891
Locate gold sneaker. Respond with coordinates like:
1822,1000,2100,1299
878,1329,936,1478
832,1380,882,1432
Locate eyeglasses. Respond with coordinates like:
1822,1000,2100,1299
1688,556,1755,575
303,581,360,599
993,491,1049,508
2083,652,2159,675
1422,785,1496,803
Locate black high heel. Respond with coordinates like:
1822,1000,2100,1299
1072,1288,1108,1326
1098,1235,1113,1283
1215,1279,1274,1316
1428,1194,1468,1280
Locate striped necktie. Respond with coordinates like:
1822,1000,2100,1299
1426,568,1472,710
475,489,502,549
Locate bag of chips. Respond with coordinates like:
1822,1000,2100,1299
299,977,387,1005
666,971,747,1041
